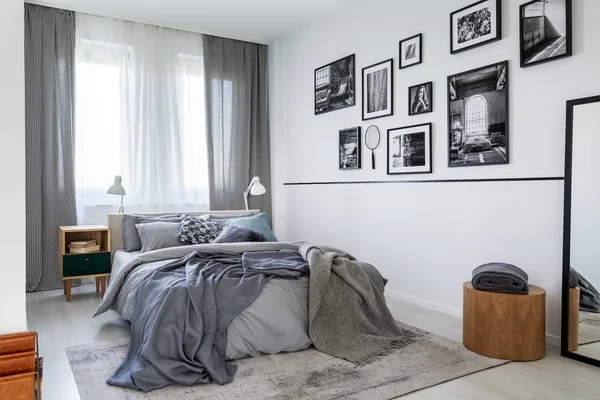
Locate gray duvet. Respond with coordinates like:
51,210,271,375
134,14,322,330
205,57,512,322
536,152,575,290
96,243,314,362
95,242,388,391
107,249,310,391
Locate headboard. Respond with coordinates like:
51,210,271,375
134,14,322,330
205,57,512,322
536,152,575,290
106,209,260,258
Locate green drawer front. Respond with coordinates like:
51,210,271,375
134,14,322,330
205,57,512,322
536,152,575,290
63,252,111,277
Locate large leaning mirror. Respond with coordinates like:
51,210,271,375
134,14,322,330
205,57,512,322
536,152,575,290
562,95,600,367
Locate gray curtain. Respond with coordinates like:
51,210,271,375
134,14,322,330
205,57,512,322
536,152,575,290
25,4,77,292
203,36,272,220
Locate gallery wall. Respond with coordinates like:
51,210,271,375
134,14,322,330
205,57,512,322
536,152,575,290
0,0,27,334
269,0,600,342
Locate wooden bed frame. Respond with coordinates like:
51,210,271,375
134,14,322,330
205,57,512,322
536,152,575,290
106,210,260,259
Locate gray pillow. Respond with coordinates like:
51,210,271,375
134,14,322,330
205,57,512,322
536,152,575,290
123,214,182,251
135,222,185,253
356,261,388,295
213,225,266,243
206,212,256,220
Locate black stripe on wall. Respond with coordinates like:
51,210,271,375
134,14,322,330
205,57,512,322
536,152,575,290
283,177,565,186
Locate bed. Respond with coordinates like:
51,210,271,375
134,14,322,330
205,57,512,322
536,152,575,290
96,210,393,392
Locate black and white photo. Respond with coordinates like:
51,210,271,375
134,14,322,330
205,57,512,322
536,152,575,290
387,123,432,175
520,0,572,68
399,34,422,69
339,126,361,170
450,0,501,54
408,82,433,116
447,61,509,167
362,59,393,121
314,54,355,115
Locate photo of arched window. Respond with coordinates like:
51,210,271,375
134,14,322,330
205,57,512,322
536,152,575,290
465,95,487,137
447,61,508,167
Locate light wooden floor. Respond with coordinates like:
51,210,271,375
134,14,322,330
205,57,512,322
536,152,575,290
27,284,600,400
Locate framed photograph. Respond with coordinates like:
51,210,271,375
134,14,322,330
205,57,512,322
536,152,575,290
387,123,432,175
314,54,355,115
399,34,422,69
450,0,502,54
362,59,393,121
339,126,361,170
408,82,433,116
520,0,572,68
447,60,509,168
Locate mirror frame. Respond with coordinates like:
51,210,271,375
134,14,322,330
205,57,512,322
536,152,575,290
561,95,600,367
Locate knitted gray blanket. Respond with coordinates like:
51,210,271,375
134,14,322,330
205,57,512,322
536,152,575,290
300,244,410,365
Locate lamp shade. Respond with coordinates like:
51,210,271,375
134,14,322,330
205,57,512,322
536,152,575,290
107,175,126,196
250,177,266,196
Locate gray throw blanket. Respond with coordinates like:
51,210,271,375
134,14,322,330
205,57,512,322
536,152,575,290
107,249,309,392
300,244,409,365
570,268,600,313
472,262,529,294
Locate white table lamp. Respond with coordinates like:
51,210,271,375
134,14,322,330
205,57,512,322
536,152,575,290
107,175,126,213
243,176,266,210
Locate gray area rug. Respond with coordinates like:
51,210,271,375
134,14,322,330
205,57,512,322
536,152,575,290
579,311,600,345
66,323,507,400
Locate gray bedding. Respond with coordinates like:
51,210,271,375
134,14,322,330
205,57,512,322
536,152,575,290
99,243,314,361
107,250,310,391
97,242,389,390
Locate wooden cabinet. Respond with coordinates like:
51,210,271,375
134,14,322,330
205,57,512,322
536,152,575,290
58,225,111,302
0,332,41,400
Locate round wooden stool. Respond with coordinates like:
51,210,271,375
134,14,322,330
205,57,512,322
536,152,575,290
463,282,546,361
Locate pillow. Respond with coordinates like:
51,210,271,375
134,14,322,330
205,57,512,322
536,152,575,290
178,215,225,245
205,212,256,220
123,214,182,252
135,222,185,253
227,212,278,242
356,261,388,295
213,225,266,243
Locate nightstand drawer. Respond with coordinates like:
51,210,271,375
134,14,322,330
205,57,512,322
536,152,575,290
63,252,110,277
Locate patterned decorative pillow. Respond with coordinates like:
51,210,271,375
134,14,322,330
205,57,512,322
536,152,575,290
178,215,225,245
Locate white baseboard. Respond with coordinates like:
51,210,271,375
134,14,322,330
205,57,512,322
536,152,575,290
385,289,463,319
545,333,561,347
385,289,561,347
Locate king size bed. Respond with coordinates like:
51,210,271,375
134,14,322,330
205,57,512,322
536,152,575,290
95,210,404,392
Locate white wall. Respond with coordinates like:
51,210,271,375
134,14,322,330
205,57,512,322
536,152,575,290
570,102,600,289
269,0,600,342
0,0,27,334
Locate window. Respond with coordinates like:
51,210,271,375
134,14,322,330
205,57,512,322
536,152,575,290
75,40,124,211
315,66,330,87
524,2,545,18
74,36,209,224
465,95,487,137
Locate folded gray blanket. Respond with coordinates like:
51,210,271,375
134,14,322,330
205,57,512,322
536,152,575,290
570,268,600,313
472,262,529,294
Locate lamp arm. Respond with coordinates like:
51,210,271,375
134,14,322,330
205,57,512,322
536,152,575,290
243,179,256,211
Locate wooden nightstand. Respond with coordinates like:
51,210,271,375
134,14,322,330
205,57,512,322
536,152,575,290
58,225,111,302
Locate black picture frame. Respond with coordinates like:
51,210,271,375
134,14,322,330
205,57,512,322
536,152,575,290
450,0,502,55
408,81,433,116
362,59,394,121
520,0,572,68
399,34,423,69
561,95,600,369
339,126,362,170
387,123,433,175
314,54,356,116
447,60,509,168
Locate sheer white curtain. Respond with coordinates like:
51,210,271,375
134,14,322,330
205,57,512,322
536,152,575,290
75,14,209,224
